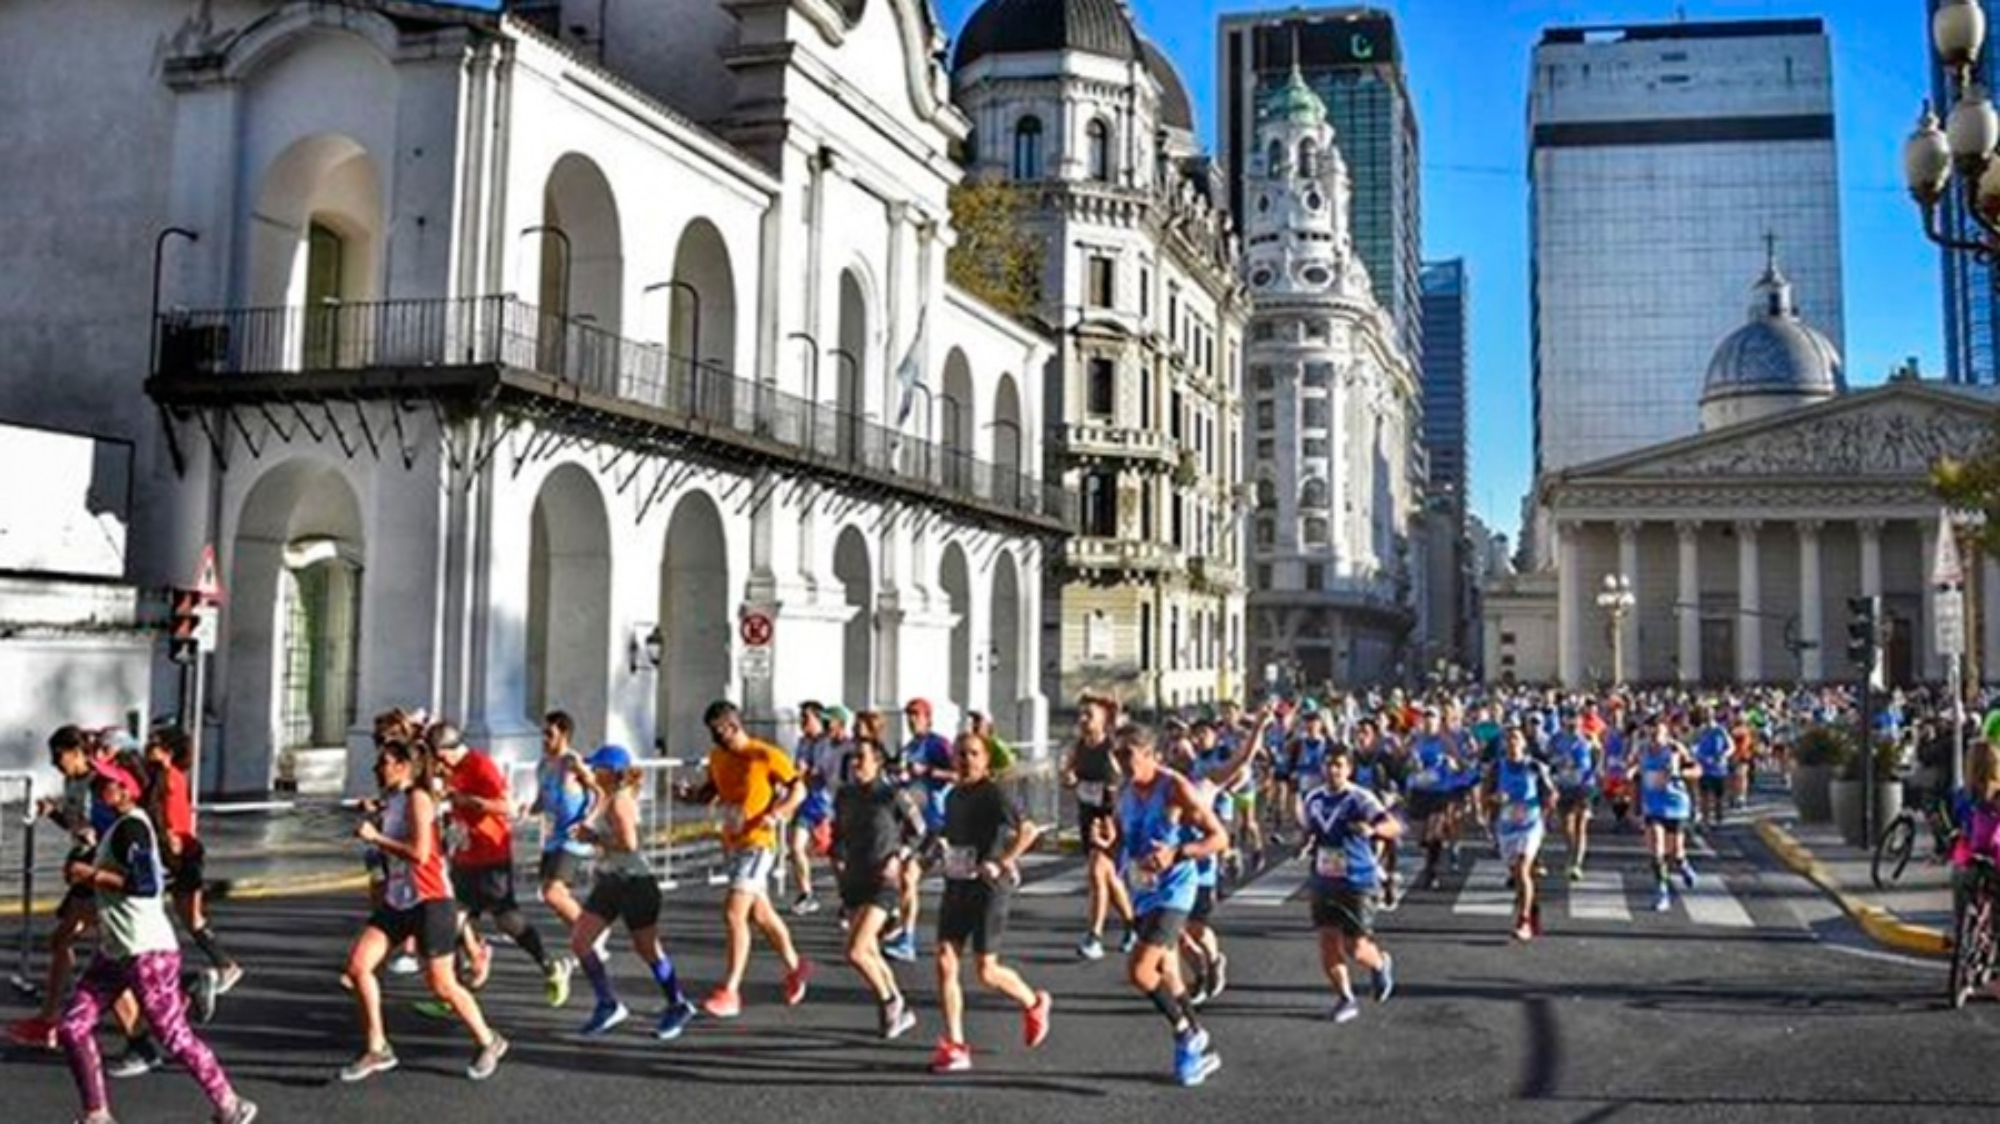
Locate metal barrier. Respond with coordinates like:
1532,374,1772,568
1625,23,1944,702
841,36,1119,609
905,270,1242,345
0,772,38,995
508,757,701,893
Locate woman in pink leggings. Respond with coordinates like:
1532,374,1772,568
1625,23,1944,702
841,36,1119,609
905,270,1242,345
56,756,257,1124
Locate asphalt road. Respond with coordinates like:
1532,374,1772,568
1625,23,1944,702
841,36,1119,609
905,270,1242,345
4,813,1997,1124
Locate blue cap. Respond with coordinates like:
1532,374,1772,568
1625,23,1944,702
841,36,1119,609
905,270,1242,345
585,744,633,772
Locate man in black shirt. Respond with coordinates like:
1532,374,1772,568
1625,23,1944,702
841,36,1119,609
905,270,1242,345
831,737,926,1040
1063,692,1134,960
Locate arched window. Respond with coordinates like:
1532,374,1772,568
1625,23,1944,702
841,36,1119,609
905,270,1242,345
1300,478,1329,509
1013,117,1044,181
1087,119,1112,182
1265,140,1285,176
1298,139,1320,179
1255,478,1276,509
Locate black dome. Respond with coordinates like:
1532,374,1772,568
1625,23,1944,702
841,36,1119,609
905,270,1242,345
1142,38,1192,130
953,0,1142,69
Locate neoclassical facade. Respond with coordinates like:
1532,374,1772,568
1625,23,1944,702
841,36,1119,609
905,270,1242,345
0,0,1058,790
1240,65,1422,689
952,0,1251,711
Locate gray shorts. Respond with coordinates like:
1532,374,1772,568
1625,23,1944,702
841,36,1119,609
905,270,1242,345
722,846,778,897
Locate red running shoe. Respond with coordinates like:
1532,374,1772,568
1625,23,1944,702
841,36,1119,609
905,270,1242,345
1023,990,1052,1049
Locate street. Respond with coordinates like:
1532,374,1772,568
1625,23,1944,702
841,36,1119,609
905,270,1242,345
4,805,1997,1123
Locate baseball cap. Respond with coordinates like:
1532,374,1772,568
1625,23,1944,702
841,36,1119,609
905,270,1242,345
905,698,932,719
826,704,853,727
585,744,633,772
90,757,144,798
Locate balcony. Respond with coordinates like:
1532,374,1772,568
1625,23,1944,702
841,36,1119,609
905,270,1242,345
1058,423,1173,465
148,296,1070,531
1065,536,1181,574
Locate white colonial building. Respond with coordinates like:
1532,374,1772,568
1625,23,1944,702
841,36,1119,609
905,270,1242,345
0,0,1060,793
950,0,1252,712
1240,65,1422,689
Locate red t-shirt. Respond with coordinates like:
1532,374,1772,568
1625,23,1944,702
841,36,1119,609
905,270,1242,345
161,765,195,846
447,750,513,869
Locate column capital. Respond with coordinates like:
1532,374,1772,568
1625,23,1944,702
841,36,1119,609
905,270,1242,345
1555,519,1582,544
1675,519,1701,541
1615,519,1643,541
1733,518,1763,538
1796,518,1825,539
1857,517,1886,536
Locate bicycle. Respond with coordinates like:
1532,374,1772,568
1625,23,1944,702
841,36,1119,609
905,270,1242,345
1871,791,1959,890
1950,857,1997,1010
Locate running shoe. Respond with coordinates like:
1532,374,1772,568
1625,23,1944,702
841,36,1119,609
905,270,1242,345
215,1096,260,1124
791,893,822,917
1328,995,1362,1024
929,1038,972,1074
1679,861,1698,891
655,999,699,1042
1173,1029,1221,1086
464,940,493,991
882,931,918,963
545,956,574,1008
1118,928,1138,955
1652,886,1671,913
1371,953,1395,1004
215,964,246,996
106,1042,163,1079
1380,877,1401,912
466,1034,509,1082
580,1001,630,1036
1076,933,1106,961
1533,862,1550,880
1209,952,1229,1000
386,952,421,977
1023,989,1053,1049
882,997,917,1041
1511,921,1535,943
701,987,742,1019
7,1016,55,1050
190,968,221,1025
1447,844,1462,873
783,960,814,1006
412,999,456,1021
338,1049,399,1084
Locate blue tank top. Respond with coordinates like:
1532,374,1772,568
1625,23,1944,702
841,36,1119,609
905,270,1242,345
1408,735,1453,793
1293,738,1330,781
1118,779,1198,915
1639,746,1692,821
1494,758,1546,838
1551,732,1596,791
539,756,593,857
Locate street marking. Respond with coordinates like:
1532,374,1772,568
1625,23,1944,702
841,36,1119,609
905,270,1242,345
1017,857,1092,897
1230,855,1309,906
1452,860,1515,917
1681,873,1755,929
1568,868,1632,923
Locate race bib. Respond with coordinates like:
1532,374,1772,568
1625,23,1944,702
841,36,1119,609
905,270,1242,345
943,844,980,881
1314,848,1349,880
1416,768,1441,790
1077,781,1107,807
1125,863,1158,892
1505,803,1532,826
1644,772,1667,792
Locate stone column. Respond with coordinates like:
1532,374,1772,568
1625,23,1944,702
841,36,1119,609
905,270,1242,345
1617,521,1642,684
1677,520,1702,684
1557,522,1584,687
1983,555,2000,686
1921,519,1942,681
1859,518,1884,597
1736,520,1763,683
1798,520,1824,682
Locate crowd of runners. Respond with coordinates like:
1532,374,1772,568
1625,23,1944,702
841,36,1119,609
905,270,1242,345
11,681,2000,1117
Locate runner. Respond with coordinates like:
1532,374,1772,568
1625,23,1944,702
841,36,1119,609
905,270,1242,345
9,725,112,1049
140,725,243,1028
1403,708,1461,890
1185,712,1268,1004
340,737,508,1083
529,711,601,936
929,731,1051,1074
1063,692,1135,960
893,698,958,965
1638,714,1701,913
1299,744,1400,1025
1487,725,1557,942
1351,716,1407,908
1602,716,1636,833
674,700,813,1018
1547,709,1602,881
1099,723,1228,1087
55,754,258,1124
569,745,700,1041
432,723,571,1007
1691,706,1733,827
787,702,836,917
832,736,927,1040
1212,701,1264,868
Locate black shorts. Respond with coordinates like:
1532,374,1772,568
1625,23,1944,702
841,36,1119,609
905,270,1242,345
1645,815,1687,835
1134,907,1189,950
1310,887,1378,939
1406,792,1449,822
937,880,1010,955
1079,804,1116,852
369,900,458,960
1191,886,1216,924
1699,777,1728,798
452,864,519,917
166,838,206,896
583,873,662,931
538,850,590,887
838,874,901,917
1557,789,1596,816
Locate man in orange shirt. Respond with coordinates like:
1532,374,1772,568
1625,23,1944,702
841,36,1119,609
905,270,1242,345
676,700,813,1019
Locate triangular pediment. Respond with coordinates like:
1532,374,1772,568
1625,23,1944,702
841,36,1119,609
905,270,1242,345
1551,382,2000,485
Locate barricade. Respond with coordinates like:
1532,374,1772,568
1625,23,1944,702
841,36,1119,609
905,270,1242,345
0,771,38,996
508,757,705,892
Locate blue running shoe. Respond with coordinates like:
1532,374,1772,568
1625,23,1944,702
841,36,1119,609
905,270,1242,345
655,1000,697,1042
1371,954,1395,1004
580,1001,629,1037
1679,861,1697,891
883,931,918,964
1118,928,1138,955
1174,1030,1220,1087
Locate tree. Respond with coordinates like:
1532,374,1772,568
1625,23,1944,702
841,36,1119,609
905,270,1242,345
1931,422,2000,556
947,175,1043,321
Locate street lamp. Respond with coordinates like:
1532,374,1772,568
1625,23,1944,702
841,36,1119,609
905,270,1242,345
644,279,702,414
829,347,861,463
149,226,200,376
1595,572,1636,687
1908,2,2000,260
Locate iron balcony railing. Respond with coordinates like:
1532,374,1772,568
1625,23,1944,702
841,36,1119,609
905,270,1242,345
154,295,1070,525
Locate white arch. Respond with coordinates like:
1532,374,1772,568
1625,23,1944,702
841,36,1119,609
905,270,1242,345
214,3,405,84
659,490,731,754
833,525,875,711
528,463,612,746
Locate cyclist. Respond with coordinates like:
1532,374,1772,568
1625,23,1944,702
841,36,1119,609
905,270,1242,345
1951,740,2000,934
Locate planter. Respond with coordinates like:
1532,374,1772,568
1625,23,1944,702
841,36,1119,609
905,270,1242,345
1831,780,1904,849
1793,764,1836,823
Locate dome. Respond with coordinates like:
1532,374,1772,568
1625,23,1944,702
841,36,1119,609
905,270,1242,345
1259,62,1328,130
952,0,1141,70
1701,255,1843,402
1141,39,1193,131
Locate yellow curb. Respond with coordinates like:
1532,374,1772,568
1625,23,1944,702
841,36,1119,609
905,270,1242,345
224,871,374,901
1754,818,1951,958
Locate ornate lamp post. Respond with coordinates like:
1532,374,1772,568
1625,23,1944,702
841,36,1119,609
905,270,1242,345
1595,573,1636,687
1906,2,2000,257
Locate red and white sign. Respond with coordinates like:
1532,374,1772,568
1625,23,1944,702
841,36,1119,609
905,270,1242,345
193,543,225,605
740,611,774,648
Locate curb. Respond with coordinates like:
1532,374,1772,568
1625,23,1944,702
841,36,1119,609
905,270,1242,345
1752,818,1951,958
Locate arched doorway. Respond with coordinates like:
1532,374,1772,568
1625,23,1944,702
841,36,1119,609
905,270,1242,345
940,543,972,713
659,492,730,755
941,348,975,491
990,549,1022,737
665,218,738,419
836,270,869,464
245,133,383,370
537,154,624,391
225,460,366,794
527,465,612,747
834,526,873,710
993,373,1024,508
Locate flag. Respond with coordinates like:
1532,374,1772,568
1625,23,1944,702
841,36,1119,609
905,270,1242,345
893,310,927,430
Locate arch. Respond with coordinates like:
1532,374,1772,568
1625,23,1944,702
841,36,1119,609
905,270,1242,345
989,549,1023,735
538,153,625,389
659,491,731,753
527,464,612,746
1013,116,1045,181
246,133,384,369
224,458,368,794
1298,137,1320,179
941,347,976,489
1087,118,1112,182
992,372,1023,503
834,526,874,710
940,543,973,713
1265,139,1286,177
836,268,870,460
216,4,405,84
662,218,739,417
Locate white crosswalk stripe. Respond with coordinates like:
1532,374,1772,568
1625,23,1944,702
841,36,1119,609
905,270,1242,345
1228,855,1310,907
1568,868,1633,923
1679,870,1756,929
1014,855,1091,898
1453,860,1516,917
1439,860,1757,929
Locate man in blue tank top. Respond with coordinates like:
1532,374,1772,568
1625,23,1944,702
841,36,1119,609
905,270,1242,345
1301,744,1401,1024
531,711,601,935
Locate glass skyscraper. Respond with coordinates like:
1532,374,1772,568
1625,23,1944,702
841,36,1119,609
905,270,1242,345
1933,0,2000,385
1220,7,1422,365
1419,260,1468,511
1529,19,1843,478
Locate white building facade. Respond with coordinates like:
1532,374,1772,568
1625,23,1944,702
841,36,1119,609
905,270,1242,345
0,0,1058,792
1241,66,1422,689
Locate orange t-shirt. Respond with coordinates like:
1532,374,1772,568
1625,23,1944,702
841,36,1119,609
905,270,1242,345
707,739,798,851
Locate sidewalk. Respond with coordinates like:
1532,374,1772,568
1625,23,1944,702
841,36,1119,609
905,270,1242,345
1754,804,1954,957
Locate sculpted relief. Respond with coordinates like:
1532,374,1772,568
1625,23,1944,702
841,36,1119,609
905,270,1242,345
1647,402,1991,479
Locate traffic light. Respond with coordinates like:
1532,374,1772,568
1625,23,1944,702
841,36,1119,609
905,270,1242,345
169,588,201,666
1846,595,1880,674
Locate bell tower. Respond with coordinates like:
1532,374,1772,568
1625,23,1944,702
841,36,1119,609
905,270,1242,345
1242,59,1363,300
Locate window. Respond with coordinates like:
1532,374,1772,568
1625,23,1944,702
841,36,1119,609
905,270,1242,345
1306,564,1325,590
1300,478,1328,509
1140,604,1153,671
1256,564,1272,588
1304,362,1331,388
1256,518,1275,547
1302,438,1328,460
1265,139,1285,176
1255,479,1276,509
1500,631,1518,646
1139,267,1151,318
1256,401,1275,431
1303,517,1328,546
1298,139,1319,178
1082,471,1117,536
1256,438,1274,460
1252,320,1273,342
1087,119,1112,182
1088,255,1115,308
1302,398,1329,430
1012,116,1044,180
1253,365,1275,392
1086,358,1115,418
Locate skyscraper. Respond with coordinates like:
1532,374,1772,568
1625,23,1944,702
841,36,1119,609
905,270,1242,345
1932,0,2000,385
1421,258,1470,665
1220,7,1422,364
1529,19,1843,479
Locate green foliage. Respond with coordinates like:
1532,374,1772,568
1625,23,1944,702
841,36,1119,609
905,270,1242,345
947,176,1043,321
1931,419,2000,556
1792,725,1857,769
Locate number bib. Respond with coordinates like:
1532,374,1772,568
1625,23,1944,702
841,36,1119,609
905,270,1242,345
1314,848,1349,881
1505,803,1533,827
943,844,981,882
1125,863,1159,892
1077,781,1107,808
1644,772,1668,793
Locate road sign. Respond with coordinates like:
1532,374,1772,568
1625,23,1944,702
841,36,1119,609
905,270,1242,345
739,646,773,682
1933,513,1965,588
193,543,225,605
1938,587,1967,658
740,611,774,648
